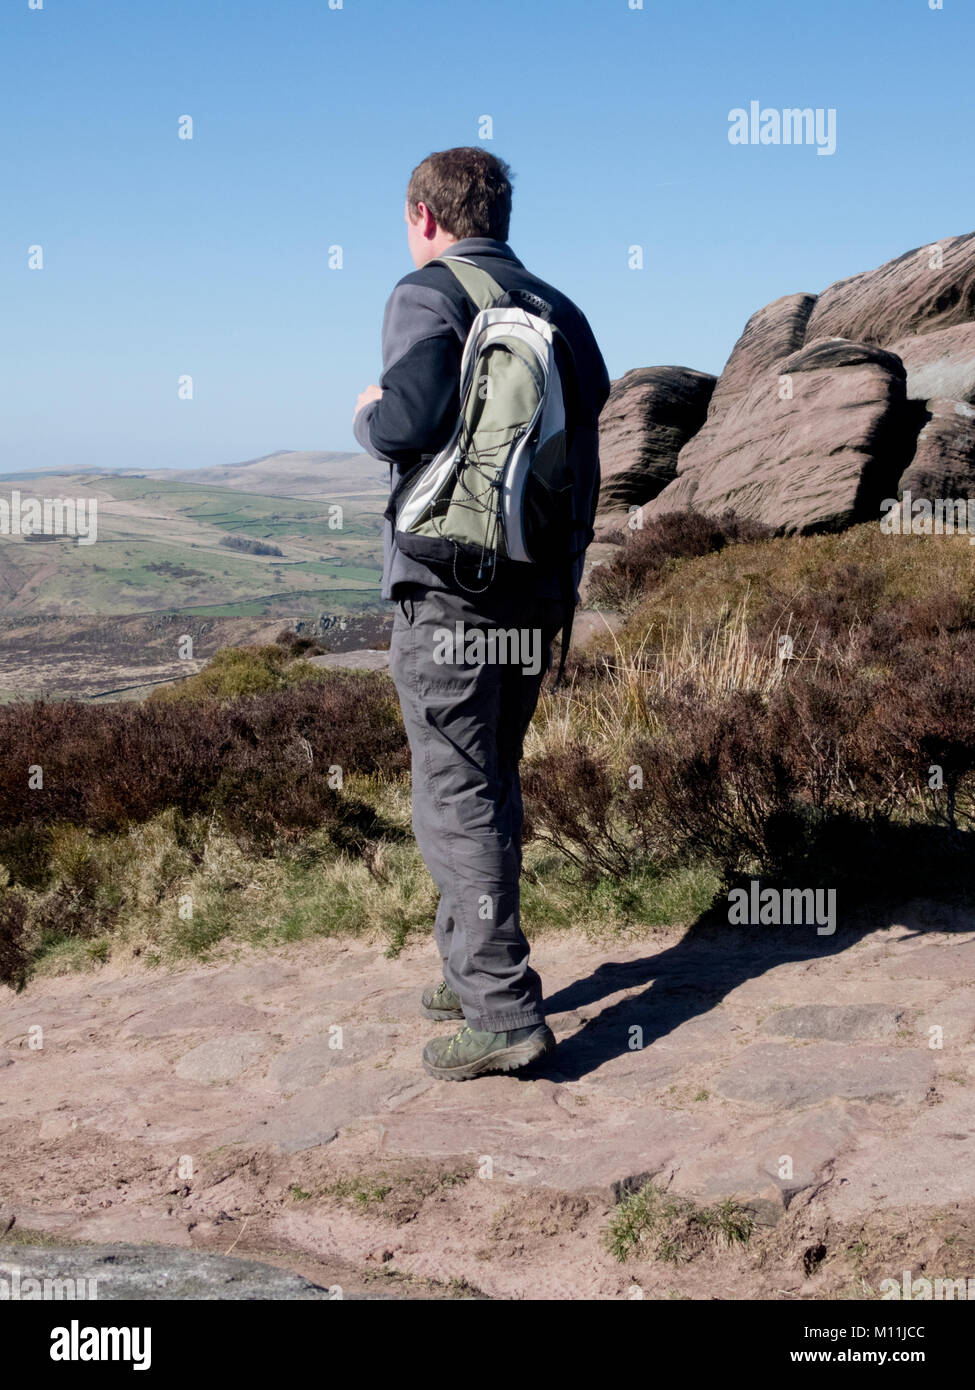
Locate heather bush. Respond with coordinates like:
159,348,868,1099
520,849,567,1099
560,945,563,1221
750,563,975,666
588,509,772,609
521,742,654,879
0,672,408,867
630,686,801,876
525,579,975,896
275,629,327,657
0,667,412,984
874,629,975,830
0,886,30,991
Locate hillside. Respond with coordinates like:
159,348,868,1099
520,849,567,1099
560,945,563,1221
0,470,385,618
150,449,388,498
0,457,391,699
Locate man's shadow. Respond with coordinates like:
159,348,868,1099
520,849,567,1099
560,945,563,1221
531,826,975,1083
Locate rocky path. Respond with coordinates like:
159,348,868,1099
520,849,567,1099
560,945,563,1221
2,915,974,1299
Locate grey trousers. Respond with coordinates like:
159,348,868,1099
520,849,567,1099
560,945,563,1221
389,584,564,1031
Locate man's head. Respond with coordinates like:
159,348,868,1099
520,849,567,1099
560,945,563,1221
405,147,513,268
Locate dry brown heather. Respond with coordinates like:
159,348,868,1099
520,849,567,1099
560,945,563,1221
2,513,975,990
531,514,975,889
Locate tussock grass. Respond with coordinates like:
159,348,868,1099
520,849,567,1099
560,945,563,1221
528,593,811,764
150,643,327,702
606,1181,754,1265
14,775,706,982
520,851,720,936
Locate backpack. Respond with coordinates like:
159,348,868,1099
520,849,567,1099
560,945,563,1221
386,254,584,687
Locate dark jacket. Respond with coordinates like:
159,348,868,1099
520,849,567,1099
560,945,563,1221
354,237,610,600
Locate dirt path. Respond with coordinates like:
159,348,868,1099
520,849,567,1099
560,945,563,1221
2,916,974,1299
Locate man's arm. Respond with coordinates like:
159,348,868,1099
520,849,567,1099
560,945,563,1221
354,280,463,469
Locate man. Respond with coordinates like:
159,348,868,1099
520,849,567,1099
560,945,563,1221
354,147,609,1081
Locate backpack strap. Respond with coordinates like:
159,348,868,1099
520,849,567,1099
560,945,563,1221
430,255,507,312
551,564,576,692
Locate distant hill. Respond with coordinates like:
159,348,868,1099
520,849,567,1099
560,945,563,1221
150,450,388,499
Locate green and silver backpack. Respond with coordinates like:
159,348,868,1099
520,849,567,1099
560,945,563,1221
387,254,582,683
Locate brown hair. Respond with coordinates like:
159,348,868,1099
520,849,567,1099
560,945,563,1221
406,147,513,241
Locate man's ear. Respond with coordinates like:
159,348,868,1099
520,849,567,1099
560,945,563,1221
416,201,439,239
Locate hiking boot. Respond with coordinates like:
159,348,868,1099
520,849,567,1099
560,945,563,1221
420,979,464,1021
422,1023,556,1081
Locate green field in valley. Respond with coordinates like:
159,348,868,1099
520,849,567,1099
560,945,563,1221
0,470,386,618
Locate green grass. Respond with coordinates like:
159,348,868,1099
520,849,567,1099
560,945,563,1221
11,766,718,983
606,1182,754,1265
318,1164,474,1219
323,1178,394,1208
520,855,720,938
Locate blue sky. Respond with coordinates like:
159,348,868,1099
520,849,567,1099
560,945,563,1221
2,0,972,473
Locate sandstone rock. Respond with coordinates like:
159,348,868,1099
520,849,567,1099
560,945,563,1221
880,939,975,982
174,1032,274,1083
308,650,390,672
269,1039,350,1090
888,322,975,403
896,397,975,499
705,292,819,410
268,1026,394,1091
595,366,715,526
912,989,975,1048
823,1096,975,1219
805,231,975,345
671,1106,861,1222
585,1047,705,1100
628,234,975,536
714,1041,933,1109
668,292,818,510
642,338,910,533
567,609,624,647
124,1002,268,1038
236,1069,434,1154
0,1243,335,1299
759,1004,902,1041
651,1010,742,1050
377,1098,724,1195
243,1089,339,1154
